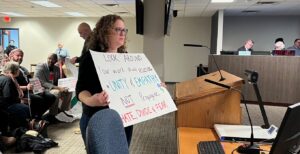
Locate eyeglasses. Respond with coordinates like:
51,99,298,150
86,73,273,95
113,27,128,35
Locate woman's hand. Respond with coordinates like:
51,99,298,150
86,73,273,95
160,82,167,88
92,91,110,106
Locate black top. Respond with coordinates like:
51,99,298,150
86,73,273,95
237,46,253,52
75,36,90,63
0,75,20,109
16,66,30,97
4,45,17,56
76,51,108,117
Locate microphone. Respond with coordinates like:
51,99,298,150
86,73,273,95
204,78,261,154
184,44,225,81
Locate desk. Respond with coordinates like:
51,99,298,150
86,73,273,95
177,127,271,154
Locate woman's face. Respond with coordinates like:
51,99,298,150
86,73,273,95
108,19,127,51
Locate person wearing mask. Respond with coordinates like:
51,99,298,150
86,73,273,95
70,22,92,64
55,42,70,59
274,38,285,50
34,53,72,121
237,39,254,53
287,38,300,55
76,14,133,146
9,49,56,120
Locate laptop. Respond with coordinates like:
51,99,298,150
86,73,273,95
269,102,300,154
238,51,251,56
214,124,276,142
251,51,271,55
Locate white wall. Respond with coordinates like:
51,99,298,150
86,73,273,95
164,17,211,82
223,16,300,51
0,17,143,69
0,17,210,82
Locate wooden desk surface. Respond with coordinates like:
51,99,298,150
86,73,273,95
177,127,271,154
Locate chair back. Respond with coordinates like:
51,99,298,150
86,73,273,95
86,109,129,154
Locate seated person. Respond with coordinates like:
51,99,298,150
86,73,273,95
34,53,72,119
9,49,56,120
237,39,254,54
0,61,30,129
287,38,300,55
274,38,285,50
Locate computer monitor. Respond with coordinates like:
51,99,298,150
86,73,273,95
272,50,295,56
220,51,237,55
270,102,300,154
251,51,271,55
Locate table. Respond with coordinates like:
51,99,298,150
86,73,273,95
177,127,271,154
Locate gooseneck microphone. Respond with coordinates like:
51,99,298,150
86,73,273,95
204,78,261,154
184,44,225,81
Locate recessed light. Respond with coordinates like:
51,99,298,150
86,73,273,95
65,12,86,17
103,4,119,7
211,0,234,3
30,1,62,7
0,12,26,17
116,12,129,14
256,1,278,5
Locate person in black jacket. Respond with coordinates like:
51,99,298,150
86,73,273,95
70,22,92,64
237,39,254,53
0,61,30,129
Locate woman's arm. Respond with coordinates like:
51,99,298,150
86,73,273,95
78,90,109,107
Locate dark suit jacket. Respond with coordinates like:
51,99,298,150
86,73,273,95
237,46,253,52
34,63,60,90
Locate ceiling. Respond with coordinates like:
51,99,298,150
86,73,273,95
0,0,300,18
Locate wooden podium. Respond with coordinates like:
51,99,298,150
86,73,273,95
175,70,244,128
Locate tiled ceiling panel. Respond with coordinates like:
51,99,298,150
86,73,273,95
0,0,299,17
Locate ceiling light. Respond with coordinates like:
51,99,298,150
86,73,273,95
65,12,86,17
211,0,234,3
256,1,278,5
0,12,26,17
103,4,119,7
30,1,62,7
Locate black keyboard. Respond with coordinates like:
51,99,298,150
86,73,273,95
197,141,225,154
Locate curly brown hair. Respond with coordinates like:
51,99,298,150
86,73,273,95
88,14,127,53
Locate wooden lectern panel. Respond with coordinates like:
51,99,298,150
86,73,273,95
175,70,244,128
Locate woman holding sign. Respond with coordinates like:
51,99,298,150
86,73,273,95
76,14,133,146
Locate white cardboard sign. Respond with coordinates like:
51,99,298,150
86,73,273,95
90,51,177,127
58,77,77,92
29,78,44,94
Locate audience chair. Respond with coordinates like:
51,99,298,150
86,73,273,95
86,109,129,154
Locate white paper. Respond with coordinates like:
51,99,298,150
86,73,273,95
29,78,44,94
58,77,77,92
90,50,177,127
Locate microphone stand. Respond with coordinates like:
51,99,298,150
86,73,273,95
184,44,225,81
204,79,261,154
245,70,270,129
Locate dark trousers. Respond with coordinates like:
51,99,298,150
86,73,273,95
6,103,30,130
29,91,56,119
